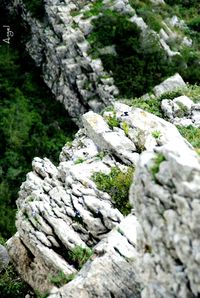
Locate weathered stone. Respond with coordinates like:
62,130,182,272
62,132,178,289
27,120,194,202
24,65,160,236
48,215,141,298
153,73,187,97
130,139,200,297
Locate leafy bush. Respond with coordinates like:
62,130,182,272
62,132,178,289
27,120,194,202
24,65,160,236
92,167,134,215
137,8,163,32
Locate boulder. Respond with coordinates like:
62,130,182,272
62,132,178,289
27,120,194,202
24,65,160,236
153,73,186,97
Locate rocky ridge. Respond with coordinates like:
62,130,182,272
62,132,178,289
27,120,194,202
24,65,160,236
10,0,193,123
6,73,200,297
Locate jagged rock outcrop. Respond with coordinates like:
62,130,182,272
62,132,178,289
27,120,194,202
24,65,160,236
130,135,200,297
7,90,197,296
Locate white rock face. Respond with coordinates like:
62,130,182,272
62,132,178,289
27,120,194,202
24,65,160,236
7,96,200,297
130,139,200,297
48,215,141,298
161,91,200,127
7,103,143,295
153,73,186,97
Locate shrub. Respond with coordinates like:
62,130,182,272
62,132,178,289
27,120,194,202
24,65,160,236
105,112,120,129
0,265,30,298
164,0,199,7
88,10,182,98
121,121,129,136
50,271,75,287
68,246,93,269
92,167,134,215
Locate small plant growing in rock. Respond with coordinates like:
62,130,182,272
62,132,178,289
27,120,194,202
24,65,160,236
74,158,85,164
152,130,161,139
35,290,49,298
50,271,75,287
175,102,188,117
150,153,166,180
92,167,134,215
121,121,129,136
105,112,120,129
68,246,93,269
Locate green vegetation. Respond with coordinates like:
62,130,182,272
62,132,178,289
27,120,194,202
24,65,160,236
83,0,103,18
68,246,93,269
121,121,129,136
50,271,75,287
0,264,30,298
164,0,199,7
0,45,76,239
35,290,49,298
23,0,45,20
126,95,164,118
105,112,120,129
177,126,200,149
74,158,85,164
136,7,163,32
152,130,161,139
151,153,166,180
92,167,134,215
87,10,184,98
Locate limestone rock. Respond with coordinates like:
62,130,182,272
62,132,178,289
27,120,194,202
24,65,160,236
48,215,141,298
153,73,187,97
161,93,200,127
130,138,200,297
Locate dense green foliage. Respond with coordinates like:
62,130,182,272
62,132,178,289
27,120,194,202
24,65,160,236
0,45,76,239
164,0,199,7
88,10,185,98
23,0,45,20
0,265,30,298
92,167,134,215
